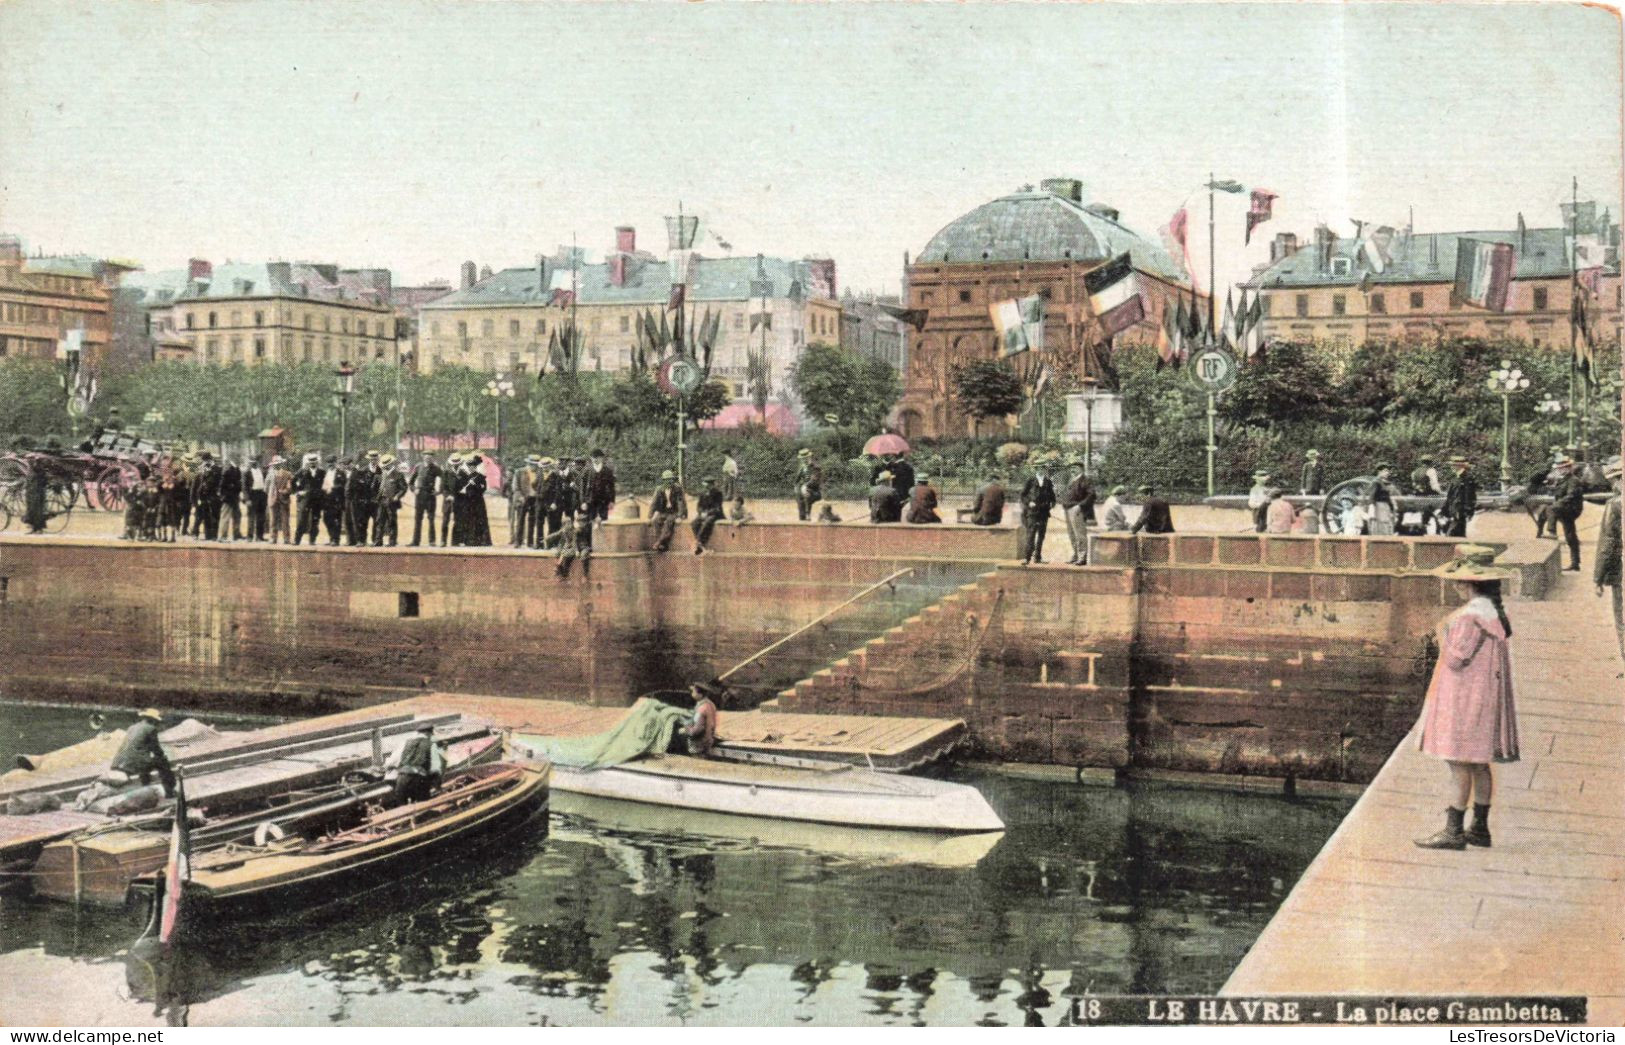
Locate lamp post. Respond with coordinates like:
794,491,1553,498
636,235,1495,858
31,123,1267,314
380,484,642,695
334,362,357,457
1487,359,1531,490
1079,376,1099,477
483,373,515,456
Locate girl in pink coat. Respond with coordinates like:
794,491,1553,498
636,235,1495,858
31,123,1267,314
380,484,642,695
1415,545,1520,850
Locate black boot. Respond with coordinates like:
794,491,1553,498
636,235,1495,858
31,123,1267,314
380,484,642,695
1415,806,1467,850
1466,803,1492,847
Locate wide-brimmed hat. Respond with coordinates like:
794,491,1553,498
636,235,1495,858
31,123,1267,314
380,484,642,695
797,448,812,457
1374,462,1393,472
878,470,894,481
1437,544,1515,582
1252,470,1272,480
270,455,286,466
1304,449,1320,458
1109,485,1126,497
366,450,380,459
139,707,162,721
540,456,556,467
660,469,676,480
1448,454,1470,465
526,454,540,464
380,454,396,467
1137,483,1155,493
916,474,930,483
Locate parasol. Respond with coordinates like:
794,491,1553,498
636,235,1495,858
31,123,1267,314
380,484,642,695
863,433,910,457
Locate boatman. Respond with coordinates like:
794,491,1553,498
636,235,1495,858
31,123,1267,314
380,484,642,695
684,681,722,758
110,708,176,798
393,722,442,805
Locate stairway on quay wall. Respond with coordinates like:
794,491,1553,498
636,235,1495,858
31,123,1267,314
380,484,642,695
772,531,1563,782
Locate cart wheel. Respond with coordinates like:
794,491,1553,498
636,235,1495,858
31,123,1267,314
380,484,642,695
1321,477,1375,536
44,480,76,533
94,466,128,511
0,457,25,489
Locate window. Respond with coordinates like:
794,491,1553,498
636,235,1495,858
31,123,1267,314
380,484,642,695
208,311,217,328
1370,293,1385,314
535,318,546,334
186,313,196,330
734,314,744,329
398,592,419,618
481,318,493,336
303,337,313,361
920,291,935,305
1533,287,1548,311
322,338,331,361
1410,291,1424,309
230,336,243,359
340,317,350,333
1331,295,1346,317
205,338,219,360
457,321,468,337
324,315,332,331
958,289,972,303
254,337,266,358
1259,295,1271,317
619,315,630,333
1295,294,1308,317
482,352,495,370
253,310,264,326
1331,258,1351,276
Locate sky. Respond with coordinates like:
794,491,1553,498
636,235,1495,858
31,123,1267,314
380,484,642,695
0,0,1618,295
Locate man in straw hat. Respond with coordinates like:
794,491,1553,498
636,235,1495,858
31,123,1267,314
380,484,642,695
794,448,823,521
1248,469,1274,533
648,469,688,553
109,707,176,798
1596,458,1623,669
374,454,405,546
1018,457,1057,564
1547,455,1587,572
292,451,325,545
1440,454,1478,538
1060,457,1096,564
868,469,902,523
1415,545,1519,850
1300,449,1325,496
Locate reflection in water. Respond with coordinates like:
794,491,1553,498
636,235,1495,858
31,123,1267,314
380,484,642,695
0,704,1350,1026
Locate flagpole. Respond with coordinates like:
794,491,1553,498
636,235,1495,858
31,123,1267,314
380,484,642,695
1568,176,1578,450
1208,172,1217,341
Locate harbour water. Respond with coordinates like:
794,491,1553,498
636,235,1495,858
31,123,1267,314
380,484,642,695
0,702,1351,1026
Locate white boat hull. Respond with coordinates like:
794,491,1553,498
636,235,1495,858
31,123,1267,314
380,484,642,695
536,754,1004,834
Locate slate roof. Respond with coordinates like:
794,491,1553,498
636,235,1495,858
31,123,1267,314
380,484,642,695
915,189,1186,282
423,254,821,309
21,256,105,279
1249,227,1621,288
126,262,386,306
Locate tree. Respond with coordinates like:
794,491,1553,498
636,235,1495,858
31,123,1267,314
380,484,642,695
788,341,900,432
951,359,1024,434
1217,340,1338,430
0,358,72,442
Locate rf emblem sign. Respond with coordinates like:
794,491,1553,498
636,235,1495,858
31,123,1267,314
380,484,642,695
658,355,704,397
1191,347,1238,393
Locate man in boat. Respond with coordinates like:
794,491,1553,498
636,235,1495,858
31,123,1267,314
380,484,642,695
683,681,723,758
109,708,176,798
392,722,442,805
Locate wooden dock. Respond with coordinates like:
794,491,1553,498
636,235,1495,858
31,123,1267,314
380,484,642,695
384,693,968,771
1223,570,1624,1024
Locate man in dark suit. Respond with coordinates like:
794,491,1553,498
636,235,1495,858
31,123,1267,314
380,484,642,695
1548,457,1587,572
1060,458,1097,565
292,452,325,545
191,453,222,541
244,457,269,541
218,456,243,541
438,453,459,547
1441,455,1478,538
888,455,916,503
110,707,175,797
391,723,440,806
323,456,348,546
795,449,824,521
868,470,902,523
585,449,616,521
647,469,687,553
408,452,441,547
1129,484,1175,534
691,477,726,553
536,457,568,547
374,455,406,546
1018,462,1057,564
972,472,1006,526
347,451,381,545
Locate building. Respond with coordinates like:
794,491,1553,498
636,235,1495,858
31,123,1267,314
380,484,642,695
417,225,841,406
1250,225,1623,351
899,179,1198,439
839,291,906,371
0,234,133,366
123,259,398,367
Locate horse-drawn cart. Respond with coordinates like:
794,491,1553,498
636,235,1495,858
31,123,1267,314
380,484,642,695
0,431,157,530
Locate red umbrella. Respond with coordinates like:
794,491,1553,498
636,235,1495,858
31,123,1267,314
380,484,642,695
863,433,910,457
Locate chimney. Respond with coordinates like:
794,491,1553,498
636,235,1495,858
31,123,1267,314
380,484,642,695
536,253,546,296
615,226,636,255
460,261,477,289
188,258,212,281
479,265,492,281
609,254,627,287
1314,226,1336,272
1040,178,1084,203
1084,202,1120,224
1271,232,1299,263
807,258,837,299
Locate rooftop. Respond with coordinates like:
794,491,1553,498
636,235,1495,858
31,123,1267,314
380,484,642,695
423,254,829,310
123,262,390,308
914,187,1186,281
1250,226,1622,288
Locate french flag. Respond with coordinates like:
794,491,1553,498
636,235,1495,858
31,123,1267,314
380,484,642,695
158,773,191,946
1453,239,1514,312
1084,253,1147,337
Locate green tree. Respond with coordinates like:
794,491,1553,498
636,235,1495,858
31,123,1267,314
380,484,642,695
0,357,72,442
950,358,1024,434
788,341,901,433
1217,340,1339,430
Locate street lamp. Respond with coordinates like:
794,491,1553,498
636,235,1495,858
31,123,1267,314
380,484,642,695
1487,359,1531,489
334,362,357,457
483,373,515,456
1079,376,1099,477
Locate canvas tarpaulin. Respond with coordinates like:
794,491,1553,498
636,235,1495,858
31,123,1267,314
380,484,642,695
514,698,691,771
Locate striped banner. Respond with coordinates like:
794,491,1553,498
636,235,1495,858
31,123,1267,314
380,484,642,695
1452,239,1514,312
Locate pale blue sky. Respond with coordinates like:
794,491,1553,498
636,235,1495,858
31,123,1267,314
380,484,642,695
0,1,1617,294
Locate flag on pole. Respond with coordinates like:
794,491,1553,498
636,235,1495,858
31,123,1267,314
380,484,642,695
667,283,686,311
989,295,1045,356
1155,304,1175,370
1453,239,1514,311
1362,225,1397,274
1245,190,1277,244
1083,253,1146,337
749,311,772,332
159,773,191,946
1183,285,1204,348
1245,293,1264,357
1233,288,1251,345
1207,179,1245,193
1220,290,1236,350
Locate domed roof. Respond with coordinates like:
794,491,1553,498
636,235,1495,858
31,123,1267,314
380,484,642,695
917,188,1186,282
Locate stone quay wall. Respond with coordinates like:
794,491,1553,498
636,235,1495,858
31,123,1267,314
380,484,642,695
1,524,1483,781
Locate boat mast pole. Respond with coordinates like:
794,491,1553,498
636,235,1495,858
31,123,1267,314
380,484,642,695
716,568,915,682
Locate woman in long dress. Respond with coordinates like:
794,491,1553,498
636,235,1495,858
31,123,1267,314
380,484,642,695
1414,545,1519,850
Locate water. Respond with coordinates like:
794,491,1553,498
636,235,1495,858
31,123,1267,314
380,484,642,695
0,702,1351,1026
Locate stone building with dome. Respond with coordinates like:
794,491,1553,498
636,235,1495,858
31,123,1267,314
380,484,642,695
897,179,1200,439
